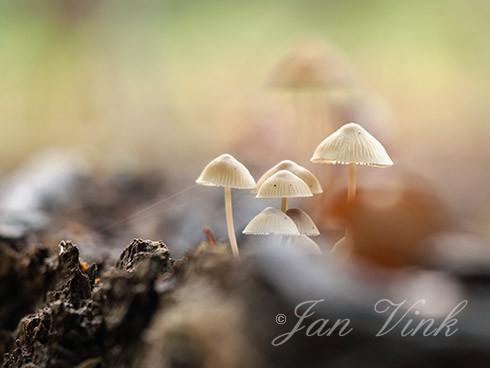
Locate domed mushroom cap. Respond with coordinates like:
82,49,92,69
286,208,320,236
311,122,393,167
254,160,322,194
196,154,256,189
243,207,300,235
269,43,355,90
256,170,313,198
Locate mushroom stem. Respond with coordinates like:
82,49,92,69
280,198,289,213
224,187,239,259
345,163,357,242
347,163,356,202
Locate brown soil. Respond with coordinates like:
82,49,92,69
2,235,490,368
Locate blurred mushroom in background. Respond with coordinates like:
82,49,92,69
269,42,358,159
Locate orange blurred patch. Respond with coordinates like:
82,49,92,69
318,183,449,268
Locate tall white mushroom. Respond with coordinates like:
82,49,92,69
196,154,256,259
311,122,393,202
311,122,393,250
256,170,312,213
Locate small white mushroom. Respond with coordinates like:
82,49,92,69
254,160,322,195
290,235,323,255
243,207,299,236
256,170,312,213
286,208,320,237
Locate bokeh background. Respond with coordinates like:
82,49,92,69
0,0,489,259
2,2,490,367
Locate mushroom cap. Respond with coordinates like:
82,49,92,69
253,160,322,194
286,208,320,236
311,122,393,167
243,207,300,236
196,153,256,189
269,43,355,90
256,170,313,198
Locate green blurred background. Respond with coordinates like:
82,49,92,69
1,0,489,234
1,0,489,165
0,0,489,265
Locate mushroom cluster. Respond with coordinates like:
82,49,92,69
244,160,322,254
196,122,392,259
